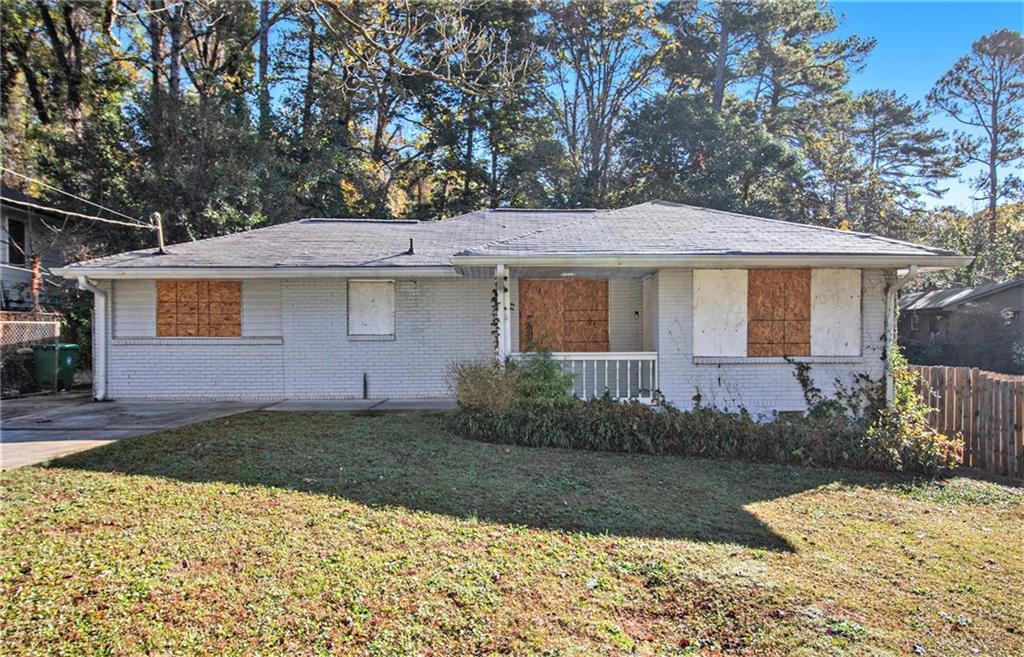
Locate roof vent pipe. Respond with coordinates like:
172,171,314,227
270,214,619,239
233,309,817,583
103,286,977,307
407,238,414,255
151,212,166,254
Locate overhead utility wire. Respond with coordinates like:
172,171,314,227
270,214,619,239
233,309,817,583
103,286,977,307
1,167,149,226
0,195,154,230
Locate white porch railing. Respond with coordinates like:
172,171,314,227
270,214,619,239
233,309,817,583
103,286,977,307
510,352,658,403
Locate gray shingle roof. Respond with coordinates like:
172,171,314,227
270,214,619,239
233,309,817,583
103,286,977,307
65,209,594,270
458,201,960,258
61,201,962,272
899,278,1023,311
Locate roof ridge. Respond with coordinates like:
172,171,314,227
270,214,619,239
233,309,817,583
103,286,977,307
638,200,959,256
460,208,612,253
489,208,598,213
302,218,419,224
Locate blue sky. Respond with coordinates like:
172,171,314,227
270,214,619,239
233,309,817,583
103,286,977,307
832,1,1023,211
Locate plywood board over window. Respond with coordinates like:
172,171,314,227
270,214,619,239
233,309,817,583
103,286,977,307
348,280,396,336
747,269,810,356
156,280,241,337
519,278,609,352
693,269,748,357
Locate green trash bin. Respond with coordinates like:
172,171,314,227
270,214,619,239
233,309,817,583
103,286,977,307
33,343,80,391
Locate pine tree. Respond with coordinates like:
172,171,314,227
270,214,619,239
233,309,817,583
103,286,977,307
929,29,1024,244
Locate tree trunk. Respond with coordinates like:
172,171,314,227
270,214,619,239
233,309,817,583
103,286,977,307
59,3,84,127
258,0,271,137
35,0,81,127
169,2,182,102
301,17,316,141
30,255,42,312
149,0,165,169
463,104,474,204
711,6,731,113
8,39,50,124
988,100,999,244
487,101,499,209
149,0,164,109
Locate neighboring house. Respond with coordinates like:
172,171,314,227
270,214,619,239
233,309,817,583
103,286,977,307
54,201,969,412
0,184,66,349
899,278,1023,342
0,184,66,310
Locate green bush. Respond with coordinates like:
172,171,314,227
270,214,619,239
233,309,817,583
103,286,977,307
450,350,962,476
861,351,961,473
509,351,576,408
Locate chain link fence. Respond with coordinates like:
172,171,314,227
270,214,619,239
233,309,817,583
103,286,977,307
1,313,61,394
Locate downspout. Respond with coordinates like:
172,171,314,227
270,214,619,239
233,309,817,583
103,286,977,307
884,265,917,405
77,276,107,401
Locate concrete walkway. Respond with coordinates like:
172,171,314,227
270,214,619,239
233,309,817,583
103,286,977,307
1,395,267,471
0,395,455,471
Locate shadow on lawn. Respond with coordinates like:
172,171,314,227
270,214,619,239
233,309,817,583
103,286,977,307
50,411,903,552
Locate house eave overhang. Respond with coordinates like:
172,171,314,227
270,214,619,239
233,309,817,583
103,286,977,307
54,254,975,280
51,265,460,280
451,253,974,271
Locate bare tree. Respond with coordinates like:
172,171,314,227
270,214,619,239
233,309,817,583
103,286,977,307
543,0,672,206
308,0,534,97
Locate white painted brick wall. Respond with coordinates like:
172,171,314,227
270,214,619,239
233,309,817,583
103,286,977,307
281,278,494,399
656,268,889,413
99,270,890,408
608,278,642,351
106,340,286,399
104,277,493,400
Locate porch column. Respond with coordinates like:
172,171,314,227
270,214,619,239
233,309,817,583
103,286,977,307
495,264,512,361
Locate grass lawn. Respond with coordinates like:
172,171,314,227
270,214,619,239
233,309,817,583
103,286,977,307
2,412,1022,656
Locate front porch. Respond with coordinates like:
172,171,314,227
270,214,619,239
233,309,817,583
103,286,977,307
492,265,659,403
510,351,659,403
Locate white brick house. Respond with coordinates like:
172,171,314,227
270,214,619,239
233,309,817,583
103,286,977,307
55,202,970,412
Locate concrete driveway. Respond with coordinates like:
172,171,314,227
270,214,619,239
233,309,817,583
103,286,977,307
1,393,267,471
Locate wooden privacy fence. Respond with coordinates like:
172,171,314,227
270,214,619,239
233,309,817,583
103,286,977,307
910,365,1023,479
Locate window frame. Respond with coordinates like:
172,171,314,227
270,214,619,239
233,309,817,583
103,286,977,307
347,279,396,338
4,217,27,267
155,279,243,338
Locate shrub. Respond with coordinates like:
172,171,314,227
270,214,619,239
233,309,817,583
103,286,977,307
508,351,575,409
1,348,38,394
450,349,962,477
448,361,519,415
860,351,961,474
573,396,666,453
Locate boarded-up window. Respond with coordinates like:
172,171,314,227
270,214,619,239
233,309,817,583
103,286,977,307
348,280,395,336
810,269,861,355
156,280,241,337
693,269,748,357
747,269,810,356
518,278,609,352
